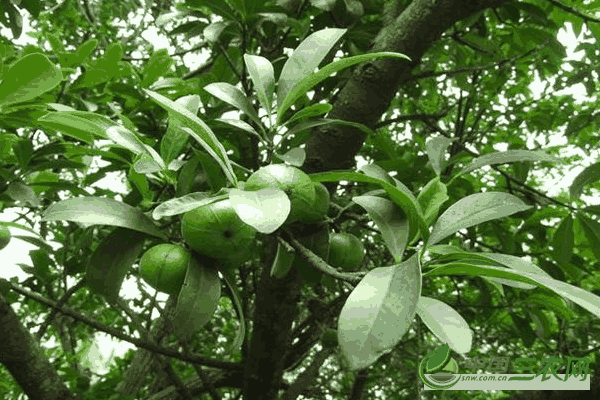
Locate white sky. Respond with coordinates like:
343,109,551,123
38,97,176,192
0,8,598,377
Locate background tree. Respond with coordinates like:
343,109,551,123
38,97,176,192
1,0,600,400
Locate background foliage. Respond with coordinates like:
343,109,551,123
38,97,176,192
1,0,600,399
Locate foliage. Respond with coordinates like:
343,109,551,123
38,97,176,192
1,0,600,399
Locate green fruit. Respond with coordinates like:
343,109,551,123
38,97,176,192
139,244,190,295
181,199,257,262
303,182,330,223
321,328,339,348
244,163,316,224
327,232,365,271
0,226,11,250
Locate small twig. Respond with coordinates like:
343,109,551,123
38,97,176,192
282,231,365,283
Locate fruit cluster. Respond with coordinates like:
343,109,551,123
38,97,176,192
139,164,364,294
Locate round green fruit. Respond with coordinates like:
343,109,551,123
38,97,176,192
327,232,365,272
303,182,330,223
244,164,316,224
321,328,339,348
181,199,257,262
0,226,11,250
139,244,190,295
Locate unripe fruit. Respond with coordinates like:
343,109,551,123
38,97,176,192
303,182,330,223
321,328,339,348
0,226,11,250
244,164,316,224
139,244,190,295
181,199,256,262
327,232,365,271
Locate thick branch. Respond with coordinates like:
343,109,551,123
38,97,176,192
0,292,80,400
304,0,510,174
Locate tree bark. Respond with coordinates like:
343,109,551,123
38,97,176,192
0,293,80,400
303,0,510,174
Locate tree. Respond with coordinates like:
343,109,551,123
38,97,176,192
1,0,600,399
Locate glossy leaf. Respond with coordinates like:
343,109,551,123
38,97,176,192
338,255,421,370
570,162,600,199
425,263,600,319
277,52,411,125
285,103,332,125
6,182,40,207
160,95,200,166
425,136,456,176
0,53,62,107
277,28,346,112
152,192,220,220
276,147,305,167
143,89,237,186
244,54,275,117
204,82,261,127
173,256,222,341
458,150,562,177
416,177,449,227
229,188,290,234
417,296,472,354
42,197,167,239
427,192,532,247
310,170,428,245
86,227,146,302
353,195,409,263
577,215,600,261
37,111,114,143
551,215,574,263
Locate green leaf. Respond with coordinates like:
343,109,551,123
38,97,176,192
214,118,261,139
426,137,455,176
311,0,337,11
229,188,290,234
41,197,167,239
6,181,40,207
275,147,305,167
74,38,99,64
277,51,410,125
12,139,33,168
203,82,261,127
525,292,573,321
86,227,146,302
160,95,200,165
457,150,562,178
173,256,222,341
353,196,409,263
244,54,275,118
141,48,174,87
218,271,246,356
271,242,296,279
310,170,428,245
143,89,237,187
338,255,421,370
0,53,62,107
105,125,148,156
192,148,228,192
37,111,114,143
152,192,222,220
417,177,449,227
570,162,600,199
417,297,472,354
425,263,600,319
551,215,574,263
277,28,346,111
577,214,600,261
427,192,532,247
285,103,333,125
